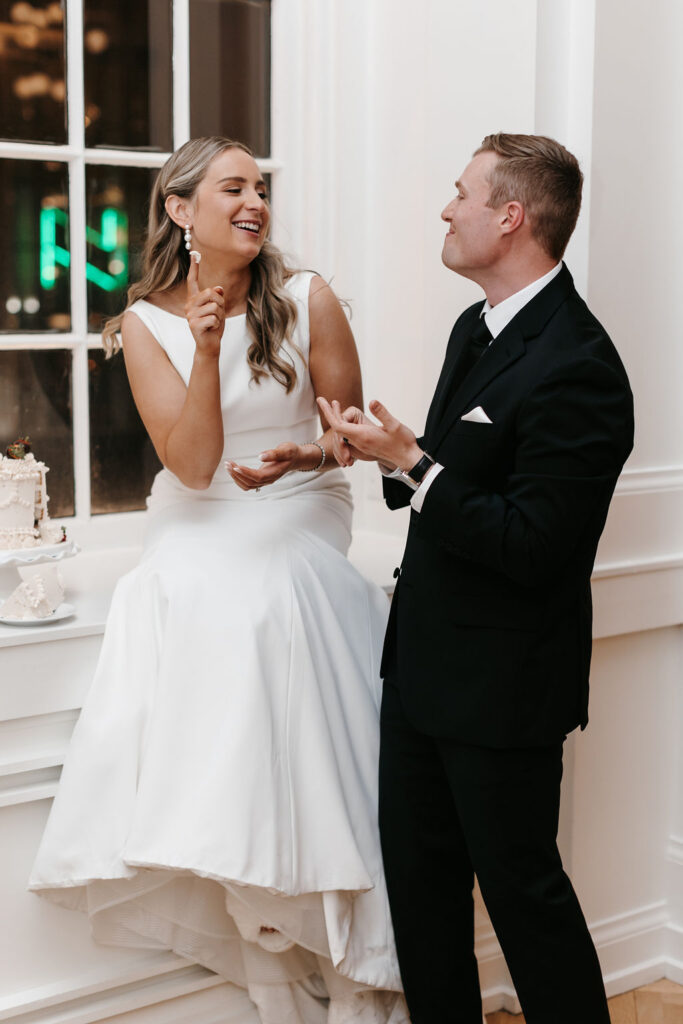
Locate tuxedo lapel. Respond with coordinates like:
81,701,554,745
424,308,483,438
427,264,577,451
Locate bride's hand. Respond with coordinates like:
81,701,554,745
184,253,225,357
225,442,303,491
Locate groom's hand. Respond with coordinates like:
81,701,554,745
317,397,422,473
322,403,374,467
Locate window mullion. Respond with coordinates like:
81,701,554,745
66,0,85,152
71,342,91,520
0,336,81,350
84,149,171,168
173,0,191,148
66,0,90,519
0,142,78,161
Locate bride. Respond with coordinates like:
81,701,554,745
29,137,408,1024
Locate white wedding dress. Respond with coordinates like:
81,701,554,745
30,272,408,1024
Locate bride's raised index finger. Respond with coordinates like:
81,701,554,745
186,252,200,297
316,395,336,422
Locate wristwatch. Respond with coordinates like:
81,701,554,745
402,452,435,484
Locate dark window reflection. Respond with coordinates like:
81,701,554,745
0,0,67,145
0,160,70,332
190,0,271,155
88,349,160,513
0,349,74,516
84,0,172,150
86,164,156,333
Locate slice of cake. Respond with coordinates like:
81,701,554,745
0,438,64,550
0,564,65,620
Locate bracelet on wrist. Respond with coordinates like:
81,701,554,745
299,441,326,472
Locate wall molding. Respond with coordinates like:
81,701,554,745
593,553,683,579
667,836,683,867
0,709,77,806
615,465,683,496
0,957,243,1024
592,901,668,952
0,765,61,808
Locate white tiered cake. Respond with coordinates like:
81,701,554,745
0,448,63,550
0,441,69,622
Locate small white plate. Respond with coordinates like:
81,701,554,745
0,602,76,626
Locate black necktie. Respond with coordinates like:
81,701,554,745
453,316,492,391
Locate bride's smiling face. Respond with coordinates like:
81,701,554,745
188,148,270,261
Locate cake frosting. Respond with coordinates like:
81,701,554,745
0,564,65,620
0,449,64,550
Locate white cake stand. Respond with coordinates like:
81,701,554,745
0,539,79,572
0,541,80,621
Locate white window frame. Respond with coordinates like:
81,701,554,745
0,0,280,546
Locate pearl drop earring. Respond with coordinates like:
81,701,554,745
184,225,192,251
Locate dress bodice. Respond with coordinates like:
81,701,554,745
128,271,349,508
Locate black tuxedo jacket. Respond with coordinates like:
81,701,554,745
381,265,634,748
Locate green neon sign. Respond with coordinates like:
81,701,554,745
40,207,130,293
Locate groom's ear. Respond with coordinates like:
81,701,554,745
499,201,524,234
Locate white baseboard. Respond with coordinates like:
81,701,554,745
96,982,257,1024
2,980,249,1024
0,957,225,1024
664,923,683,983
476,901,682,1012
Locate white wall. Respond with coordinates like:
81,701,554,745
273,0,538,537
589,0,683,473
587,0,683,985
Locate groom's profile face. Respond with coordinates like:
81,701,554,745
441,151,504,280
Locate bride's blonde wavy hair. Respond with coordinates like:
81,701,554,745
102,136,302,392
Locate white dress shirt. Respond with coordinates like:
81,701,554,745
383,263,562,511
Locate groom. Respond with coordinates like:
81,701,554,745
319,134,634,1023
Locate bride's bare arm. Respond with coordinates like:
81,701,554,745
121,257,225,490
306,275,363,461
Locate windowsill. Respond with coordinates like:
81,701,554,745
0,545,141,649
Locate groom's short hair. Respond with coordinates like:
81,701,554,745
475,133,583,262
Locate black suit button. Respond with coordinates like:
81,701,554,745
393,567,401,579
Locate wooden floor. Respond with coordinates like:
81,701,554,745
485,979,683,1023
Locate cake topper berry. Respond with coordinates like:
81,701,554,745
6,437,32,459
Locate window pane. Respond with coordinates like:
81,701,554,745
86,164,156,333
0,349,74,516
190,0,270,155
88,349,160,513
84,0,172,150
0,159,70,333
0,0,67,145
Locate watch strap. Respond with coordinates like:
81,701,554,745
404,452,435,484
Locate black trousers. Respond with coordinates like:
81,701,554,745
378,675,610,1024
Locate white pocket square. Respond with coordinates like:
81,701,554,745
461,406,492,424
